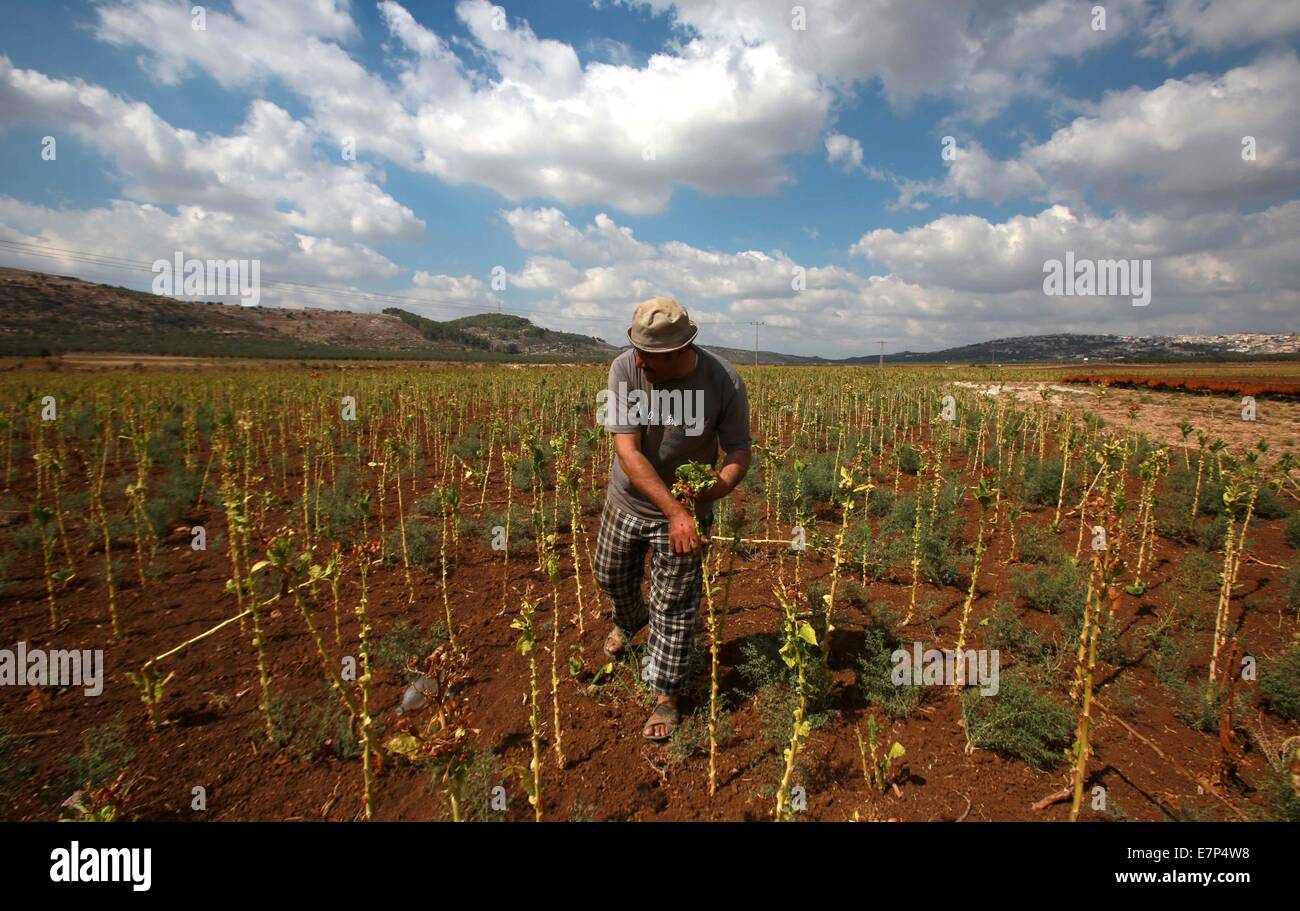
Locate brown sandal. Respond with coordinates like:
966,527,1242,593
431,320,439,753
643,701,680,742
604,627,627,658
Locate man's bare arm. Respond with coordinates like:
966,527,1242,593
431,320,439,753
613,432,686,517
613,432,701,554
694,447,751,503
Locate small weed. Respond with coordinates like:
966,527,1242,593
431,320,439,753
960,670,1073,769
1011,560,1086,621
267,693,359,761
1260,645,1300,721
0,715,32,800
372,620,449,677
65,715,134,791
856,626,921,719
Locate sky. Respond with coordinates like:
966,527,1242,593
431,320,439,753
0,0,1297,356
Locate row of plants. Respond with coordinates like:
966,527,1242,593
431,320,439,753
0,364,1296,821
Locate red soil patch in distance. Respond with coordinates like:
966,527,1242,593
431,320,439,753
1061,372,1300,399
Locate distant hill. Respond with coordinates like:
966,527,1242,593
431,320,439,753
0,267,1293,364
861,332,1300,365
0,267,616,361
383,308,614,357
0,266,831,363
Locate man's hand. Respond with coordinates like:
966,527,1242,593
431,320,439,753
696,450,751,504
692,470,732,504
668,505,703,554
612,434,749,554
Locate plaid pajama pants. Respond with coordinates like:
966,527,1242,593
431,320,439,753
593,499,712,696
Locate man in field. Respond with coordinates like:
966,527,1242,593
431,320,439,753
594,297,752,741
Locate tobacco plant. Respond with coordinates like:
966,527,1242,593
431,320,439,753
856,715,905,793
953,475,996,686
546,553,566,768
511,596,544,821
385,645,474,821
773,585,816,821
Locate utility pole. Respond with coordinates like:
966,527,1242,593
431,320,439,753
875,340,887,368
749,321,766,367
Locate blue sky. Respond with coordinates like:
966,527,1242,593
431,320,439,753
1,0,1297,355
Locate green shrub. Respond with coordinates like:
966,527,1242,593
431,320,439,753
1196,515,1228,552
897,444,921,475
86,512,134,550
385,516,434,568
1148,630,1223,732
1011,560,1085,621
881,492,915,538
1264,767,1300,822
268,693,359,760
875,493,961,585
444,748,507,821
318,469,369,538
448,425,485,463
1162,463,1235,527
917,526,961,586
1128,437,1160,473
462,505,534,556
1172,550,1219,598
146,428,181,466
769,450,837,510
1260,646,1300,721
856,626,921,719
960,670,1073,768
66,403,99,443
1016,522,1059,564
986,601,1061,673
0,715,31,800
10,519,45,552
372,620,448,676
65,716,133,790
1285,565,1300,615
854,522,896,582
668,709,735,769
413,493,442,517
511,448,552,492
1021,456,1069,507
144,467,202,535
866,488,895,518
738,633,833,747
1253,486,1287,520
1156,494,1196,540
1285,514,1300,549
807,578,899,628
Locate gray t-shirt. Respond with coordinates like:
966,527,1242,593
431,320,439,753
603,345,752,522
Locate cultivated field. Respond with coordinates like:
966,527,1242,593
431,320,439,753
0,360,1297,822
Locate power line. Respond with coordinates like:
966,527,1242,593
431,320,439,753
0,237,753,330
748,320,766,366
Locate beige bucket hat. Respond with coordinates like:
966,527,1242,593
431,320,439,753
627,296,698,353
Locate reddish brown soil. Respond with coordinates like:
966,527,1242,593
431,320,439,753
0,436,1296,823
1062,372,1300,399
